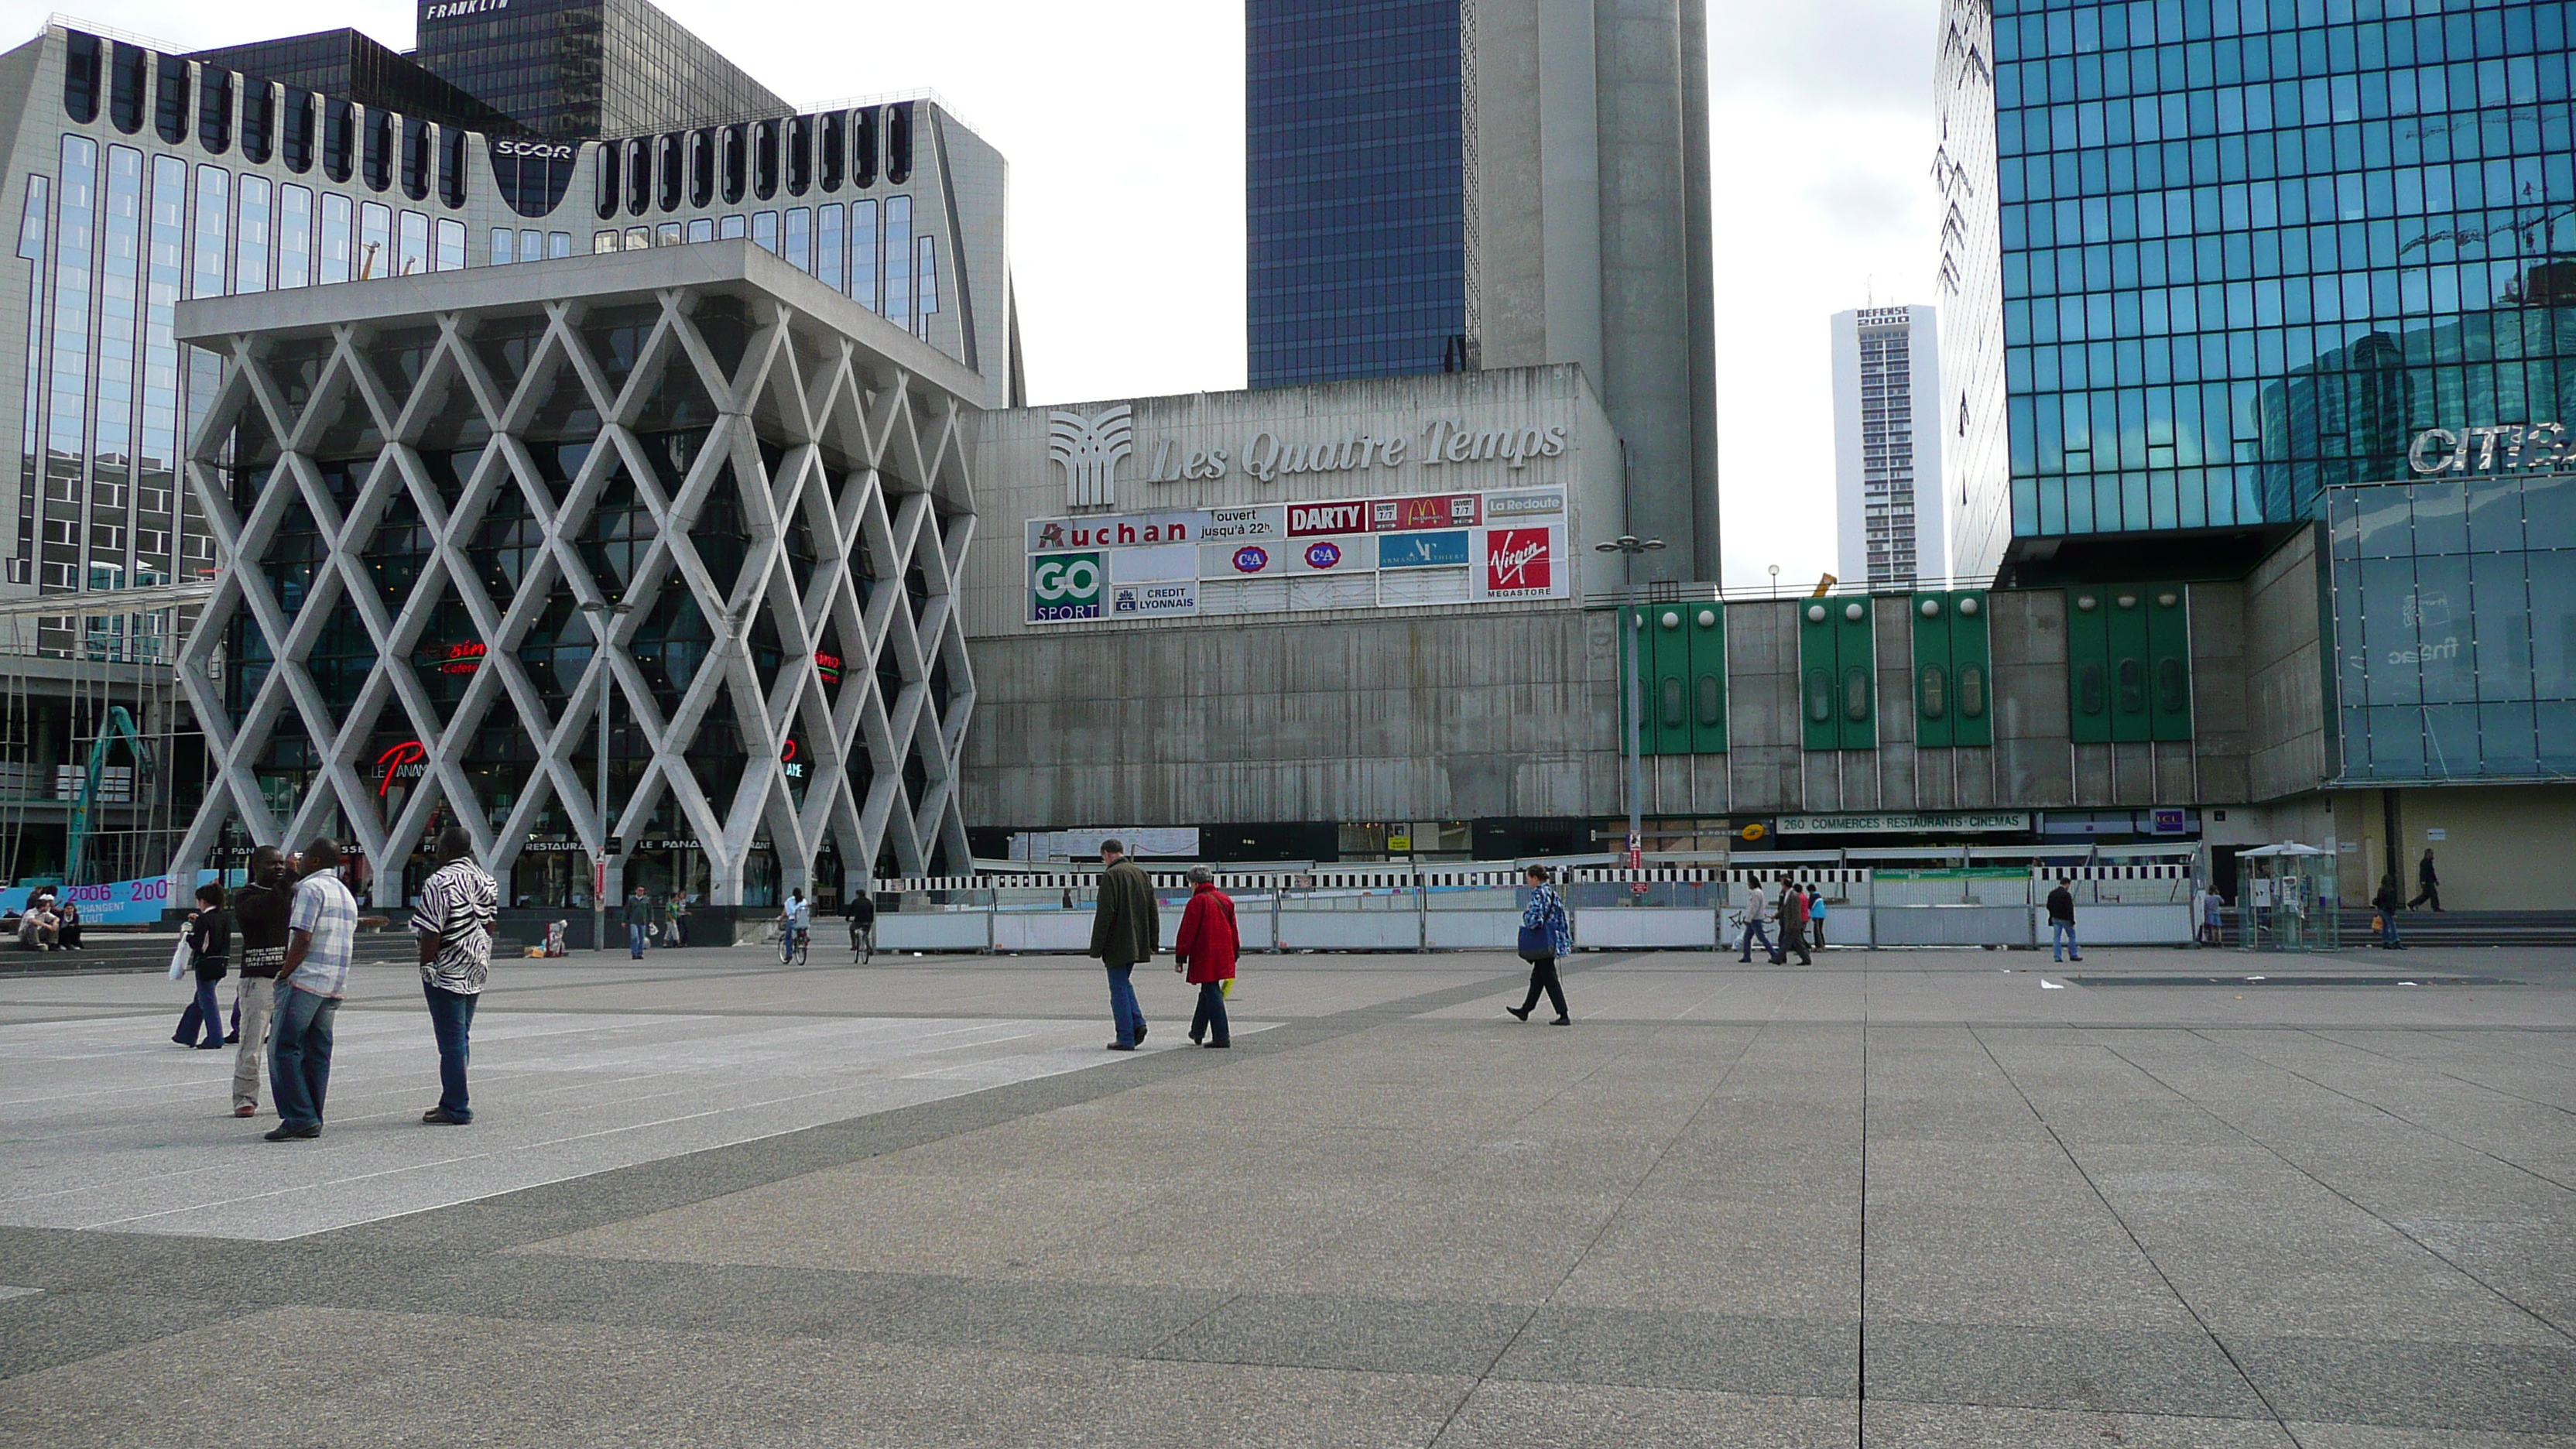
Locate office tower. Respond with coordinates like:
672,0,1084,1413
1938,0,2576,585
0,15,1013,661
412,0,789,141
1246,0,1721,581
1831,304,1947,588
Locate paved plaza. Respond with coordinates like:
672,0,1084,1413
1,944,2571,1446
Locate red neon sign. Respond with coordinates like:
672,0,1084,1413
814,650,842,684
375,740,428,797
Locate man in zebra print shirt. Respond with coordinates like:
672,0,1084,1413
409,827,500,1125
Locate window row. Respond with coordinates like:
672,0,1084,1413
557,199,941,340
1999,45,2570,116
592,104,913,221
62,32,472,207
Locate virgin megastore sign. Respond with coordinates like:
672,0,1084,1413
1026,488,1567,624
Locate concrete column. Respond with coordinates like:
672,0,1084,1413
1595,0,1702,581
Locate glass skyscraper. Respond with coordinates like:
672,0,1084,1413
1245,0,1467,389
1940,0,2576,583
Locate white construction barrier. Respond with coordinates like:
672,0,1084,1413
874,913,990,952
2032,903,2193,945
1574,908,1721,950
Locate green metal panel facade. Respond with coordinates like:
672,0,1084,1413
1800,597,1875,752
1619,602,1727,756
2065,585,2191,745
1910,591,1993,748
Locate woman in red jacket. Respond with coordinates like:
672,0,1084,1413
1173,866,1238,1048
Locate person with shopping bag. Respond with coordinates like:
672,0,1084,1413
171,885,232,1050
1507,865,1573,1025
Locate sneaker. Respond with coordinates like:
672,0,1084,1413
233,1105,255,1118
262,1124,320,1142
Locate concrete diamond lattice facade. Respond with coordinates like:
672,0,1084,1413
167,244,978,912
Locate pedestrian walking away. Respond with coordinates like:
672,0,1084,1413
2373,871,2406,949
267,839,359,1141
663,890,687,947
172,884,233,1050
2409,848,2442,911
229,847,294,1117
623,883,653,959
2193,885,2223,946
1775,881,1813,966
2047,877,2082,962
1507,865,1574,1024
1807,885,1829,950
411,827,499,1125
1173,867,1238,1048
1089,840,1158,1049
1736,875,1776,962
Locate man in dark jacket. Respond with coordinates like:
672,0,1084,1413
2373,872,2406,949
2409,849,2441,911
1089,840,1159,1050
230,847,295,1118
2047,879,2081,961
1773,882,1812,966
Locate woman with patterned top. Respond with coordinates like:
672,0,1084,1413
1506,865,1574,1026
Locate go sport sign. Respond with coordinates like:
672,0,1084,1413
1029,552,1105,621
1025,488,1567,624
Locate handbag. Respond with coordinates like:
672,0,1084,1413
1516,924,1551,963
166,934,193,981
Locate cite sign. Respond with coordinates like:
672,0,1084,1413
2408,423,2570,474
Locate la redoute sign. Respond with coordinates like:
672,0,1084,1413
1045,405,1571,504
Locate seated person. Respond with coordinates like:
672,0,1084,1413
17,902,59,951
54,899,82,951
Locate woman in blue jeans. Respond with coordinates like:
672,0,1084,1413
172,884,233,1050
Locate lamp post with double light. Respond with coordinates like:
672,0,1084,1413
1593,535,1665,879
578,599,632,954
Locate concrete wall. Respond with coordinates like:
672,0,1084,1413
2243,526,2334,801
957,608,1617,827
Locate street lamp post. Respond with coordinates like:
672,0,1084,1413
578,600,632,954
1593,535,1665,884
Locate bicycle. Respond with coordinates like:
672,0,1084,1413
779,922,810,967
848,920,874,966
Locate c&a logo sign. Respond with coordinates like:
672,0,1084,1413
1029,552,1104,622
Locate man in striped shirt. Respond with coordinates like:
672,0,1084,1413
409,827,500,1126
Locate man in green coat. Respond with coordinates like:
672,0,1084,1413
1089,840,1159,1050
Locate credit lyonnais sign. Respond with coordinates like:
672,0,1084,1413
1026,488,1567,624
1775,811,2033,834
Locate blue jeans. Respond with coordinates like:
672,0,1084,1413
269,985,340,1132
2051,920,2081,961
628,923,648,958
1738,920,1773,960
1190,979,1230,1043
1104,964,1146,1046
424,983,479,1119
2379,912,2403,947
176,976,226,1046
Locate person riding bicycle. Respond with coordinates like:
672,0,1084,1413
843,889,877,959
779,889,811,959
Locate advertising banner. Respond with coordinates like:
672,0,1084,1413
1028,552,1105,622
1286,500,1372,536
1373,492,1481,532
1481,527,1557,598
1379,529,1471,569
1200,505,1286,542
1029,487,1568,624
1112,580,1198,618
0,872,217,924
1027,512,1199,553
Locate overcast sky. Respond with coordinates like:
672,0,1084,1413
14,0,1940,590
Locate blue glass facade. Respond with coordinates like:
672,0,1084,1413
2329,471,2576,779
1246,0,1466,389
1982,0,2576,552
